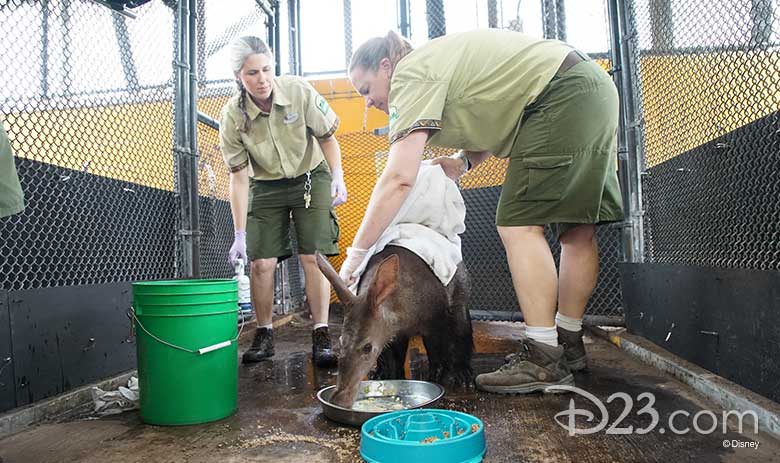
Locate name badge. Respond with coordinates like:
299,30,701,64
283,112,299,124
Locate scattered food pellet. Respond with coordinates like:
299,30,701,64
421,436,439,444
471,424,480,433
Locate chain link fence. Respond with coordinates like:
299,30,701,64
1,1,178,291
0,0,307,311
623,0,780,270
2,0,626,323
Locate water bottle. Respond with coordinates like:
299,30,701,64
233,259,253,323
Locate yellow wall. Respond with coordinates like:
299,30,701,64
6,51,779,202
639,50,780,167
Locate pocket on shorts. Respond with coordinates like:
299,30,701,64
520,155,573,201
329,209,341,244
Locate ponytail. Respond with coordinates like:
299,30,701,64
349,30,413,73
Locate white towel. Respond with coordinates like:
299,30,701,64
351,165,466,292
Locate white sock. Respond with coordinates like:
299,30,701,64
556,313,583,332
258,323,273,330
313,323,328,330
526,325,558,347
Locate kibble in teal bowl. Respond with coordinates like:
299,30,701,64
360,409,486,463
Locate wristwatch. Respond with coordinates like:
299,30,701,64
452,150,472,172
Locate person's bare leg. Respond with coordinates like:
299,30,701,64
497,225,557,327
557,224,598,320
299,254,331,325
556,224,598,371
299,253,338,367
475,225,573,393
250,257,278,326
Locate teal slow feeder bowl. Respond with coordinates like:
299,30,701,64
360,409,486,463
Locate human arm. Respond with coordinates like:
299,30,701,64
338,130,429,283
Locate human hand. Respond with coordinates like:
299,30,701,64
229,230,248,267
338,246,369,286
430,152,468,181
330,167,348,207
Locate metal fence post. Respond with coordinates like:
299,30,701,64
174,0,201,278
607,0,645,263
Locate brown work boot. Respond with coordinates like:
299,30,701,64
312,326,338,368
242,327,274,364
476,338,573,394
557,326,587,371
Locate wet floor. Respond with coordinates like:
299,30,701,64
1,313,778,463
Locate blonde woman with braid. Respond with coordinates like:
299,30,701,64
219,36,346,367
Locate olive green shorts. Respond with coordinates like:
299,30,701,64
496,58,624,238
246,161,340,261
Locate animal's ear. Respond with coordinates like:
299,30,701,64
316,252,357,307
368,254,399,315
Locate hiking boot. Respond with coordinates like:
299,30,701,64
312,326,338,368
242,327,274,363
476,338,573,394
557,326,587,371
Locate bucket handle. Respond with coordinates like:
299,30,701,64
128,306,245,355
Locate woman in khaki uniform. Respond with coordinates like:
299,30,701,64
340,30,624,393
221,36,347,367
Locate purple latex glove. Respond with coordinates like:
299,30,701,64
330,167,348,207
229,230,248,267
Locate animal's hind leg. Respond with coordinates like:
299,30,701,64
422,306,474,387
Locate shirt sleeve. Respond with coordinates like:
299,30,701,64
387,78,448,145
303,81,339,139
219,108,249,173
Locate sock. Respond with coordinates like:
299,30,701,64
526,325,558,347
313,323,328,330
556,313,583,332
258,323,273,331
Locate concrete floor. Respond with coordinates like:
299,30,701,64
1,313,778,463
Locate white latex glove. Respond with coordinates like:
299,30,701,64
330,167,348,207
339,246,369,286
228,230,248,267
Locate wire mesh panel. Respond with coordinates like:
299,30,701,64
1,1,177,291
1,0,625,323
624,0,780,270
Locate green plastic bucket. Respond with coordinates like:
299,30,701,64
132,279,240,426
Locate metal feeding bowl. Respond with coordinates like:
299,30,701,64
317,380,445,427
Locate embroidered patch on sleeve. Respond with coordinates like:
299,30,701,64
389,105,399,126
315,95,330,115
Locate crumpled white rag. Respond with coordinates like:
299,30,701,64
350,164,466,292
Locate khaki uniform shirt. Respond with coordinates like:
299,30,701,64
0,125,25,218
388,29,572,157
220,75,339,180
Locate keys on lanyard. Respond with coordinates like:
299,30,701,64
303,171,312,208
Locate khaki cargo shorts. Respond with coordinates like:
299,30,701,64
496,59,625,238
246,161,340,261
